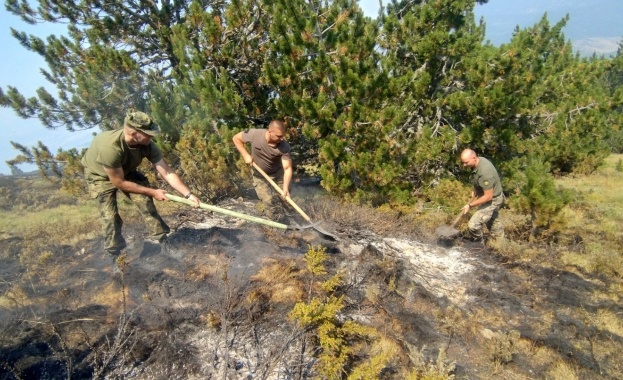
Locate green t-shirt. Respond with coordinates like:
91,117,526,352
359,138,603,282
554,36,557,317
473,157,503,198
82,129,162,182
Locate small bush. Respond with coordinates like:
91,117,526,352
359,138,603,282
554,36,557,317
424,178,472,212
506,158,572,239
485,330,520,365
289,245,391,379
404,345,456,380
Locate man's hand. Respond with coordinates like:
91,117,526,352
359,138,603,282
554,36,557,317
152,188,169,201
187,194,201,208
243,155,253,165
461,203,471,214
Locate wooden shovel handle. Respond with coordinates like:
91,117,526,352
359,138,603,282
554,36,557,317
165,194,290,230
451,195,477,227
252,162,312,222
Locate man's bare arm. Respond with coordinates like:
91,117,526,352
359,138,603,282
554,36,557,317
154,159,200,206
104,166,167,200
281,156,293,198
232,132,253,164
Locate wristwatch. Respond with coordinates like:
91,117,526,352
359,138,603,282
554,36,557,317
184,192,193,199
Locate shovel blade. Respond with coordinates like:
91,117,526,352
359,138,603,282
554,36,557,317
292,221,340,241
311,225,340,241
292,220,323,230
435,225,461,239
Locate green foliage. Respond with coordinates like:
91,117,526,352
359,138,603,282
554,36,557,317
605,42,623,153
6,141,88,196
303,244,329,277
290,245,388,379
1,0,619,220
424,178,472,211
505,158,572,238
608,126,623,154
376,0,486,193
175,123,240,201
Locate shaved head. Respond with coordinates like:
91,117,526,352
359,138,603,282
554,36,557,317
460,149,477,161
460,149,479,168
268,120,285,133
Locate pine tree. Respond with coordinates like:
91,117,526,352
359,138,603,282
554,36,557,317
1,0,277,197
468,15,613,175
604,40,623,153
166,0,276,198
375,0,486,193
261,0,396,202
1,0,192,131
1,0,617,209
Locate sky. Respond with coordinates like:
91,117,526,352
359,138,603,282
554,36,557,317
1,0,623,175
0,9,95,175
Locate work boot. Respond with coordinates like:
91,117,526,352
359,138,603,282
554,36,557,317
461,232,481,243
106,248,122,257
143,233,170,255
147,231,169,243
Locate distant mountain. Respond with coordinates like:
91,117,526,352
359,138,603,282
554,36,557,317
475,0,623,56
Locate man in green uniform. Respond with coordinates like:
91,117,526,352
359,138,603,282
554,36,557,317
232,120,293,221
460,149,505,242
82,110,200,256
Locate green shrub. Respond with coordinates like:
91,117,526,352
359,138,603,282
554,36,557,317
424,178,472,212
176,123,240,201
290,245,393,379
505,158,572,239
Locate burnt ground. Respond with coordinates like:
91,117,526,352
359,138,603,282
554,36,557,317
1,186,622,379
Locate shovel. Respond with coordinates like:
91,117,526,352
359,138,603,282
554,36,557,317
252,163,339,241
435,196,476,239
165,194,322,231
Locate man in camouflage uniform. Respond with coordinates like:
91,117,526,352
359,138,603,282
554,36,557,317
232,120,292,221
82,110,200,256
460,149,505,242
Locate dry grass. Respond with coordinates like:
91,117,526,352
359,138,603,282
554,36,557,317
0,285,33,308
249,258,305,303
90,282,129,312
3,158,623,379
554,154,623,276
546,361,580,380
186,262,221,282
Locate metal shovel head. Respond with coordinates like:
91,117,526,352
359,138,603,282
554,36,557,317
293,220,323,230
292,221,340,241
436,205,470,239
435,225,461,239
311,224,340,241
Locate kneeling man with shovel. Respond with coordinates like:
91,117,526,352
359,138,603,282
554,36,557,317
459,149,505,243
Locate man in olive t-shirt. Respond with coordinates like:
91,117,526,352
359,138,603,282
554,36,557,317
460,149,505,242
82,111,200,256
232,120,293,221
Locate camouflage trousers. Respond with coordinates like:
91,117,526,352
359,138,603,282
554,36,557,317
86,171,170,254
467,194,505,241
252,168,288,222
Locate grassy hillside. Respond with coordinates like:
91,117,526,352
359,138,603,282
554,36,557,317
555,154,623,277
